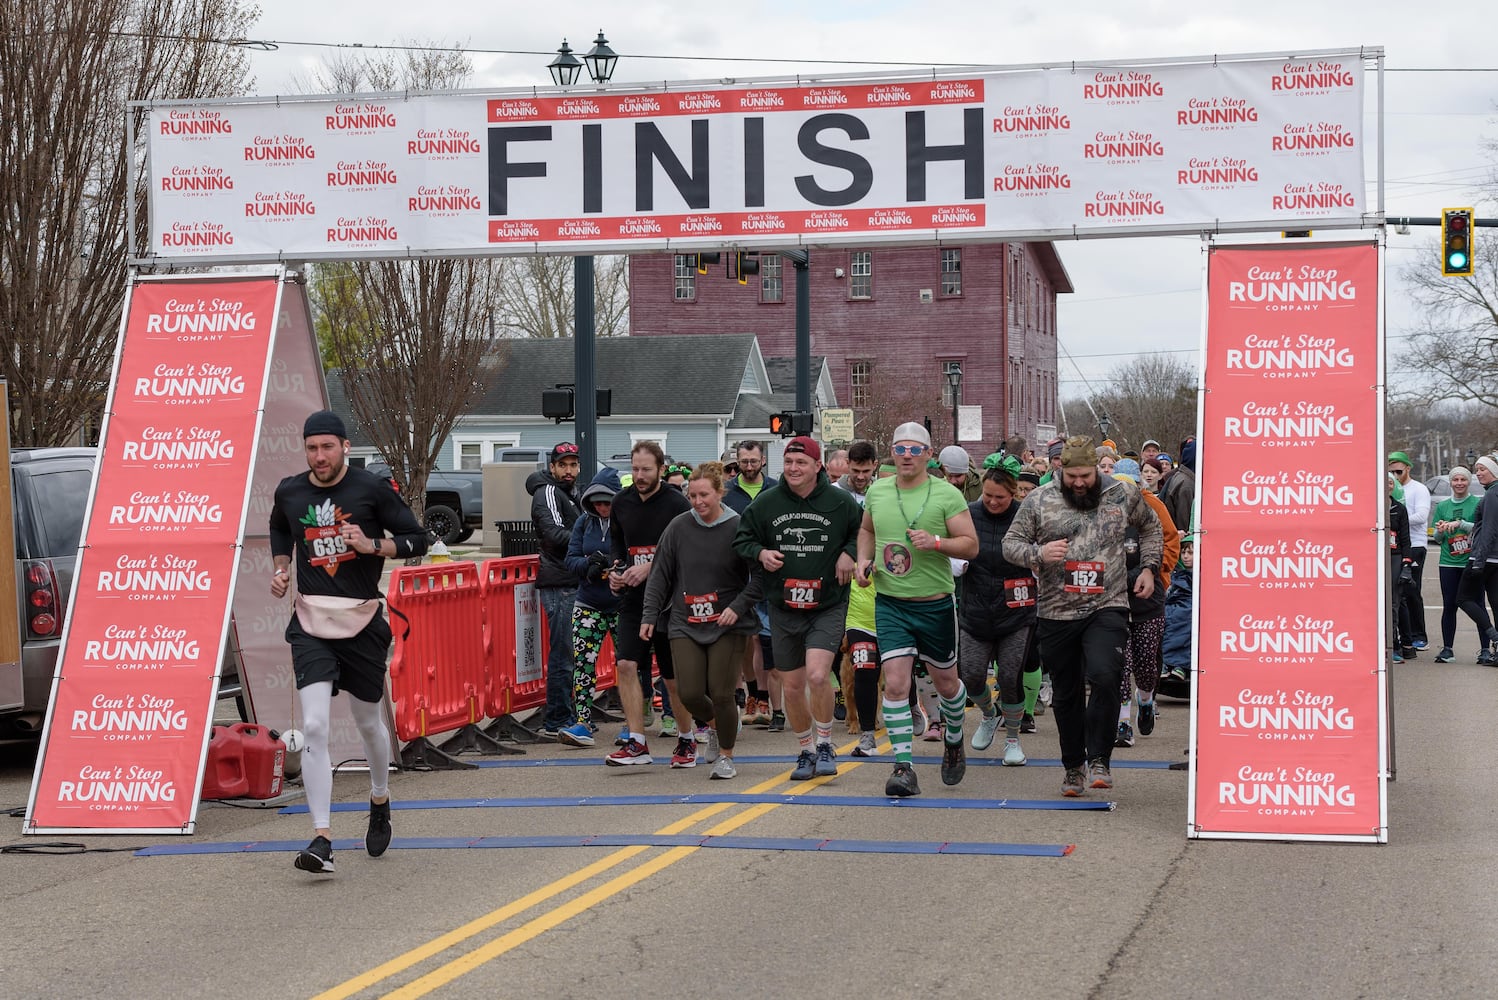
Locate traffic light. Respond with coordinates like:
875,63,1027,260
768,411,811,437
1443,208,1475,277
695,252,719,275
736,251,760,285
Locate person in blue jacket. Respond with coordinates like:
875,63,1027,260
558,468,623,746
1161,535,1195,684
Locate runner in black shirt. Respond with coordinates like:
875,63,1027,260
269,410,428,874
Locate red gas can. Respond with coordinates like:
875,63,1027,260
234,722,286,799
201,725,250,800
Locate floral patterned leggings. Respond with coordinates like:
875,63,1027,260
1120,614,1166,700
571,604,619,726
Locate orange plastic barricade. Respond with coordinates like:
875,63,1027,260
387,561,488,768
480,556,547,743
594,631,617,692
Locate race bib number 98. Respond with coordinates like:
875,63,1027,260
1004,577,1036,608
1063,560,1105,594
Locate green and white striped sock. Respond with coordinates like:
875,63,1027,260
940,682,968,745
881,698,914,763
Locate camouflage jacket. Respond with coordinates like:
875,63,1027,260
1001,476,1164,621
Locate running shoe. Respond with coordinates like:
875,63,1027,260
670,736,697,768
605,738,652,766
659,715,679,738
710,756,737,780
1481,649,1497,666
1392,650,1404,664
814,743,837,777
558,722,595,747
1137,700,1156,737
643,704,655,727
1411,639,1429,651
1038,674,1053,708
790,749,816,780
940,739,966,786
852,732,880,757
694,725,711,745
1061,767,1087,797
614,726,632,747
1115,722,1135,748
1089,757,1114,790
1434,647,1455,663
1020,713,1036,734
921,722,944,742
971,712,1001,751
539,723,562,741
833,690,847,721
766,710,787,732
294,835,335,874
1002,738,1027,767
885,762,920,797
701,728,720,764
366,799,391,858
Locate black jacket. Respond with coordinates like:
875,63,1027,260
959,498,1036,639
529,469,580,588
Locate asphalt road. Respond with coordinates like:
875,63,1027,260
0,564,1493,999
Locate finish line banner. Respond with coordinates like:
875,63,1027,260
25,272,283,835
138,49,1371,262
1188,241,1387,843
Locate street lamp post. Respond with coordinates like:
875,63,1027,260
548,33,618,479
1098,411,1113,442
945,363,962,445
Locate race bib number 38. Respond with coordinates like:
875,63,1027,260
784,577,821,610
1063,560,1105,594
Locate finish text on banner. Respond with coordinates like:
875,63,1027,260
1189,242,1386,843
25,274,282,835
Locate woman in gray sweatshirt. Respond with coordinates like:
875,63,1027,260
642,462,763,778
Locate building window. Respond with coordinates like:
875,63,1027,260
673,254,696,301
940,249,962,296
761,253,783,303
459,442,483,470
851,360,872,408
849,251,872,299
941,360,963,409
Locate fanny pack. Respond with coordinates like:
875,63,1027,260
295,594,382,639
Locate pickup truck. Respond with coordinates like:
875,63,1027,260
366,463,483,545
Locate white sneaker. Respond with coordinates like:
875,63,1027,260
710,756,737,780
1002,737,1027,766
971,712,1002,751
1038,675,1053,708
701,728,720,764
851,732,880,757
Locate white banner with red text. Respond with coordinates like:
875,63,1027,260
138,49,1373,262
1188,241,1387,843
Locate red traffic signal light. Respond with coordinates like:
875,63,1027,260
769,412,791,436
1443,208,1475,277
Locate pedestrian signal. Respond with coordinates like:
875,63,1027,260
769,412,792,436
1443,208,1474,277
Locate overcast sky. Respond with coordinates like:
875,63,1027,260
236,2,1495,410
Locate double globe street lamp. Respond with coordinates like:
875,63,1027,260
547,32,618,480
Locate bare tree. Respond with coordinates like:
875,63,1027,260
492,254,630,338
854,363,950,452
0,0,254,446
306,46,504,521
1061,353,1198,455
1392,234,1498,408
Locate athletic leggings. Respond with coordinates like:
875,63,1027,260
670,637,743,751
1120,615,1166,700
846,629,881,730
1441,564,1492,648
956,623,1033,709
297,681,390,831
570,605,619,726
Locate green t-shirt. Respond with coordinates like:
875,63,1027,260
740,478,764,501
1433,494,1480,567
864,474,969,598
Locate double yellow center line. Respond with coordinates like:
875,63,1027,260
315,744,876,999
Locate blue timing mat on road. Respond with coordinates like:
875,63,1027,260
280,793,1115,815
135,834,1075,858
466,755,1179,769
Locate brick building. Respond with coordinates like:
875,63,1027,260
628,243,1071,452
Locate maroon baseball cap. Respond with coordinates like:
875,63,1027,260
784,437,821,462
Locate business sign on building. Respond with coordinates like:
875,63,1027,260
1188,241,1386,843
137,48,1374,263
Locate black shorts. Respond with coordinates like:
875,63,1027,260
616,607,676,680
286,611,392,703
769,601,847,672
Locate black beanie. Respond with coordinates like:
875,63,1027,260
303,410,347,440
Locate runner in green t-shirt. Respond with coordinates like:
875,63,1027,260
1430,465,1492,663
855,422,978,796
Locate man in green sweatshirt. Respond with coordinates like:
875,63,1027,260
735,437,863,780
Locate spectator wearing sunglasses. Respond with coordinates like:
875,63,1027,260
530,441,582,738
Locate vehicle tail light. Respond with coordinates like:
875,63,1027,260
23,559,61,638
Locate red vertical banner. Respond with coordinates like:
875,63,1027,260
25,272,283,834
1189,242,1387,843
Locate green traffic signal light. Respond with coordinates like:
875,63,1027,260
1442,208,1475,277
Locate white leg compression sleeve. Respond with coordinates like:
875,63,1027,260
298,682,334,830
347,695,391,800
